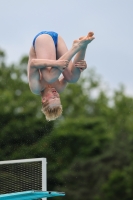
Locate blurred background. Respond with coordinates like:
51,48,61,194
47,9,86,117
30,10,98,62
0,0,133,200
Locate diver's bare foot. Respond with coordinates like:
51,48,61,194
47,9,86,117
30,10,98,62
73,32,95,49
79,32,94,40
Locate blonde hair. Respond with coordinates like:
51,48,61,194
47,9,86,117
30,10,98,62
41,100,62,121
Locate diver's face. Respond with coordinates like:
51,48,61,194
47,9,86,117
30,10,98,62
42,88,61,107
43,87,60,99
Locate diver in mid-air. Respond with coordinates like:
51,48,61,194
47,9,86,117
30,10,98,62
27,31,95,121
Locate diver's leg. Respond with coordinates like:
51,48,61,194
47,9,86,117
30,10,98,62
35,34,62,83
56,32,95,82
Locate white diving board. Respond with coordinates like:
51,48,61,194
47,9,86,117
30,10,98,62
0,190,65,200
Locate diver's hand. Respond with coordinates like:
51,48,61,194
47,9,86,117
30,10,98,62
74,60,87,72
56,60,69,72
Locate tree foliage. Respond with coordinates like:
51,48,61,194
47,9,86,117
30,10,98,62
0,50,133,200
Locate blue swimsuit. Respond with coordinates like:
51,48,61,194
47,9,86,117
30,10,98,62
32,31,58,50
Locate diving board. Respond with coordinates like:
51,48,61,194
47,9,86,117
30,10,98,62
0,190,65,200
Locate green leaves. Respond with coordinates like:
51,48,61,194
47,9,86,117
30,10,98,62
1,50,133,199
0,53,54,160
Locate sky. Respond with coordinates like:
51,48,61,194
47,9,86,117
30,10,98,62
0,0,133,95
